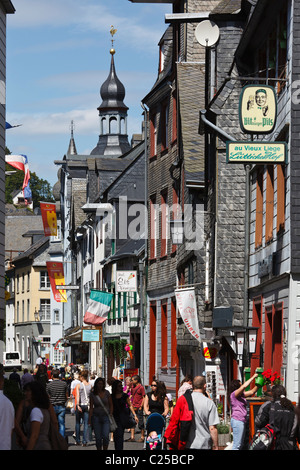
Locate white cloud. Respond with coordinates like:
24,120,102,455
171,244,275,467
9,0,169,53
7,108,98,136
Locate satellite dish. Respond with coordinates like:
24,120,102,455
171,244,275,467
195,20,220,47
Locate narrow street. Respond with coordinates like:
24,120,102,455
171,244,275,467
64,411,144,451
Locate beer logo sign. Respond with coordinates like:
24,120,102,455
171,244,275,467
239,85,277,134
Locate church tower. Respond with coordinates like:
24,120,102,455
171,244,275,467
91,27,131,156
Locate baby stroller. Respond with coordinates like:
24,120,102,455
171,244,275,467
144,413,166,450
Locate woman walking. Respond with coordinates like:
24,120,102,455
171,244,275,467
111,380,138,450
75,370,92,447
89,377,113,450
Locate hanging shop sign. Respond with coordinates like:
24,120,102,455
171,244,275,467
116,271,137,292
202,345,219,360
81,328,102,343
226,141,287,164
239,85,277,134
175,287,201,342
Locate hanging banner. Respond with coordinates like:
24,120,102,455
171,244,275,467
40,202,57,237
46,261,67,302
175,287,201,342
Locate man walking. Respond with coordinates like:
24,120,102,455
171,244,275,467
164,376,219,450
46,369,68,437
185,376,219,450
127,375,145,442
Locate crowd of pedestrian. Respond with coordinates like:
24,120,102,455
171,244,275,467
2,359,300,451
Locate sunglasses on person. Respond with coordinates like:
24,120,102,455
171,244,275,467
151,383,157,387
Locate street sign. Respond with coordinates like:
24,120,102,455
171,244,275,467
226,141,287,164
56,285,79,290
239,85,277,134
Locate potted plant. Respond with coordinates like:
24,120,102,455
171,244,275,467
217,422,231,447
257,369,283,396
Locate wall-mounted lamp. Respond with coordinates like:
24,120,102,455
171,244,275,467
248,327,259,355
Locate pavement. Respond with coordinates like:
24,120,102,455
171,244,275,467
65,411,145,451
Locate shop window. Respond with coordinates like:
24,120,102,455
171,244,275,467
255,167,264,249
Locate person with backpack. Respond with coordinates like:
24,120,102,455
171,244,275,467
254,385,299,450
229,373,258,450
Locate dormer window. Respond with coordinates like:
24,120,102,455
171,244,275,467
159,42,166,73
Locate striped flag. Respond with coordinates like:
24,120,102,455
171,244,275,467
84,290,114,326
5,154,30,192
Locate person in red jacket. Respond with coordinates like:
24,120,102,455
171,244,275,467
164,387,194,449
164,376,219,450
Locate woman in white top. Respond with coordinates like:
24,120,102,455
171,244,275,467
75,370,92,446
23,381,58,450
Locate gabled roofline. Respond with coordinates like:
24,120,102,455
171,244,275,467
1,0,15,14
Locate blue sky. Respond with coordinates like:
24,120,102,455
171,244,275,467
5,0,172,186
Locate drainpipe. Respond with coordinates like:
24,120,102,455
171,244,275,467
140,102,148,386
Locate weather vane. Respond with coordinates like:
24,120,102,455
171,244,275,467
110,25,117,55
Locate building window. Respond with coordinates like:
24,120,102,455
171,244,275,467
276,164,286,232
172,93,177,143
150,112,157,158
255,168,263,249
54,309,60,323
22,273,25,292
149,302,157,384
27,271,30,291
40,271,50,289
27,299,30,322
160,191,168,258
256,4,287,94
264,303,283,373
159,42,165,73
170,298,178,368
265,165,274,243
161,301,168,368
40,300,51,321
150,196,158,259
161,100,169,152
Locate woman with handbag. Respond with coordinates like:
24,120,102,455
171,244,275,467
111,380,139,450
75,370,92,447
88,377,113,450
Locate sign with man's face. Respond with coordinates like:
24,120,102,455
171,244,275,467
239,85,277,134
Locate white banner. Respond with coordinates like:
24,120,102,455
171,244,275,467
175,287,201,342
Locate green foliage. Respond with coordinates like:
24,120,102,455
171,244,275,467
217,422,230,434
105,338,128,359
5,148,54,207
